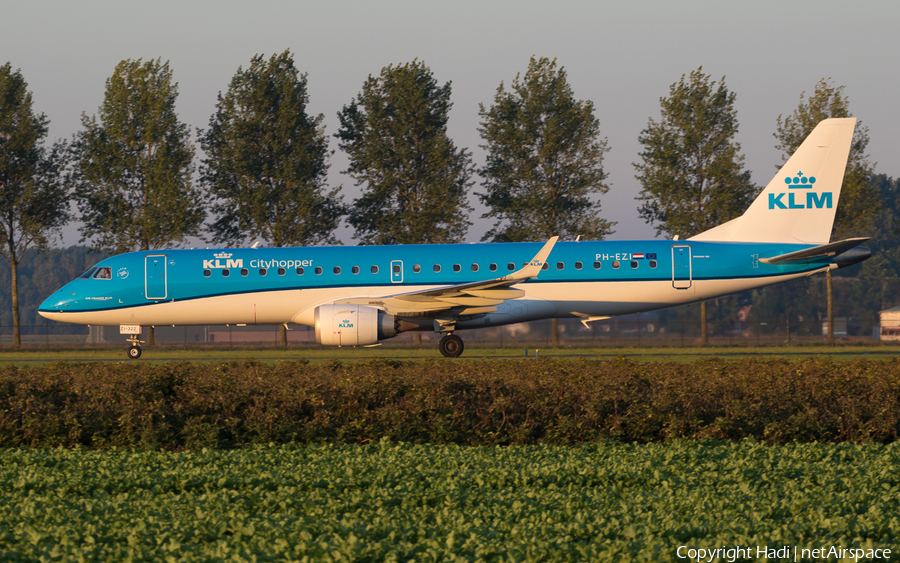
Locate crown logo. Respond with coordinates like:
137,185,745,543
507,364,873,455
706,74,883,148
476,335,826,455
214,252,233,259
784,171,816,189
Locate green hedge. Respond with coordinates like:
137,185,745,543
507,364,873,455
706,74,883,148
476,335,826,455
1,357,898,449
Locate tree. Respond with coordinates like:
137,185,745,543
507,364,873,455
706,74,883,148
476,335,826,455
635,67,756,344
0,246,109,336
864,175,900,286
73,58,203,345
479,56,613,345
478,56,614,244
200,50,345,346
774,79,877,344
0,63,70,346
337,60,473,246
201,50,343,248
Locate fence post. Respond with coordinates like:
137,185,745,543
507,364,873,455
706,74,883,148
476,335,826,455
786,313,791,347
636,313,641,347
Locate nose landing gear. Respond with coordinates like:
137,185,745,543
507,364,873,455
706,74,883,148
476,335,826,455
126,334,144,360
439,334,464,358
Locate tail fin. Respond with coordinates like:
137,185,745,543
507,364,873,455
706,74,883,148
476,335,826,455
690,117,856,244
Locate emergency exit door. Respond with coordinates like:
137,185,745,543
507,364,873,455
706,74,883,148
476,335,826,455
391,260,403,283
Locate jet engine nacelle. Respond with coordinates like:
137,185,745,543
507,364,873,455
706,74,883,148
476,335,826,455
314,304,397,346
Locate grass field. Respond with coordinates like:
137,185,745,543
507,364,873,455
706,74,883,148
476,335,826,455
0,441,896,561
1,343,900,365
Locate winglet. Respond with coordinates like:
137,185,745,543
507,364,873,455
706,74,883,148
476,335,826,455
504,236,559,281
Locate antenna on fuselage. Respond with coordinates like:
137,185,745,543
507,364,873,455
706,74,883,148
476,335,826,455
250,241,262,249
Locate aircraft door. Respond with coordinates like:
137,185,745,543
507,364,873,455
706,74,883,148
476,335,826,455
672,245,692,289
390,260,403,283
145,254,167,299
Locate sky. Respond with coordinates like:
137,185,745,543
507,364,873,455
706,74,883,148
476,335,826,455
2,0,898,246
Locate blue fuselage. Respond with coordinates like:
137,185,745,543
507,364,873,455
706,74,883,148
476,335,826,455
39,240,832,330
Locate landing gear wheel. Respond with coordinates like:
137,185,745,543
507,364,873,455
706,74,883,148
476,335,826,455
128,345,142,360
439,334,464,358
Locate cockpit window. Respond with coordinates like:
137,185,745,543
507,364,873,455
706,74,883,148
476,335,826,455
79,267,98,279
93,267,112,280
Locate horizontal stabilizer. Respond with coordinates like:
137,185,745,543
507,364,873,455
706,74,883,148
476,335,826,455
760,237,871,264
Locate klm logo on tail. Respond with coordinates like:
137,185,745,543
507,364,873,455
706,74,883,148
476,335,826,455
769,172,832,210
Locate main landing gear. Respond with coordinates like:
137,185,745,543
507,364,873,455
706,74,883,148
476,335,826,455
439,334,464,358
126,335,143,360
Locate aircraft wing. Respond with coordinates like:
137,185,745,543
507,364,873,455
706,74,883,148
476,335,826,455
759,237,871,264
334,236,558,316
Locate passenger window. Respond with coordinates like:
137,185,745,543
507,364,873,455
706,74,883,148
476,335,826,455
490,263,497,272
222,269,230,277
334,266,341,275
649,260,658,269
393,264,401,274
259,268,267,276
79,267,98,279
507,263,515,271
556,262,564,270
204,269,211,277
278,268,285,276
413,264,421,273
371,265,379,274
593,261,601,269
542,263,549,270
612,261,620,269
471,264,478,272
93,267,112,279
241,268,248,276
575,261,583,270
453,264,461,272
352,266,359,274
433,264,441,273
296,267,304,275
631,260,638,269
315,267,323,275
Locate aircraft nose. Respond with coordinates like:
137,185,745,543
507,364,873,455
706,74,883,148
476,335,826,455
38,290,70,320
39,296,58,320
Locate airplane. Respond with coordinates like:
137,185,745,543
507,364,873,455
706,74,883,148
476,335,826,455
39,118,871,359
